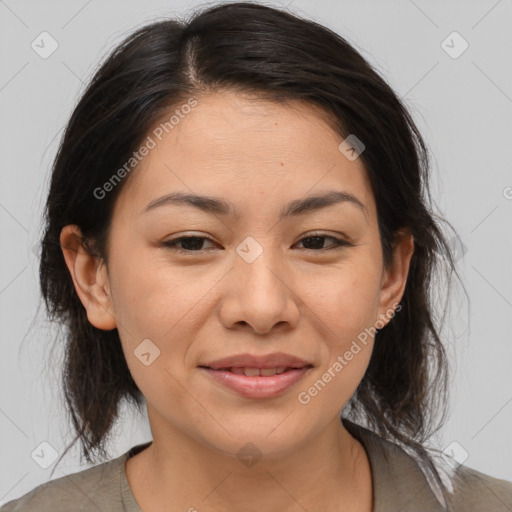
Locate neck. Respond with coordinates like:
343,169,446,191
126,413,373,511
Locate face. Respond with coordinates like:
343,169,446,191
62,91,413,459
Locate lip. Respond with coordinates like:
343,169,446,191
200,366,313,399
199,352,313,370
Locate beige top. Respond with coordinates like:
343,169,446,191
2,420,512,511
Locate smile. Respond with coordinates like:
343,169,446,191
200,366,313,399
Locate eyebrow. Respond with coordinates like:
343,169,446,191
142,190,367,221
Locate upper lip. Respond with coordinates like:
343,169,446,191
199,352,313,370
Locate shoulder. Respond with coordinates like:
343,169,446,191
446,463,512,511
0,454,127,512
342,419,512,511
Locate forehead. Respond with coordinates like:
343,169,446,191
114,91,376,223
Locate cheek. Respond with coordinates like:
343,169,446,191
109,247,219,340
304,263,379,390
299,282,377,415
314,263,381,341
109,249,235,403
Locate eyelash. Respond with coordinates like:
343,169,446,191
162,233,352,254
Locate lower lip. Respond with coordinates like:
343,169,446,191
200,367,312,399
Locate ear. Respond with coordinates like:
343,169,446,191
59,224,117,331
376,228,414,326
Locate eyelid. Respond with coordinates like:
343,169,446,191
301,230,351,241
294,233,352,250
162,231,353,253
162,233,218,250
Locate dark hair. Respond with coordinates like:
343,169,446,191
39,0,465,501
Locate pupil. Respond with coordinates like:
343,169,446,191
303,236,324,249
182,237,204,250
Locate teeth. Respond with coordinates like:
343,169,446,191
219,366,293,376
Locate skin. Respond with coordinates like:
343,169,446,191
60,91,414,512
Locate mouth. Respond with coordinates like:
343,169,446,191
198,364,313,399
199,365,312,376
199,352,313,371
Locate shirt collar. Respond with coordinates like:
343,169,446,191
343,418,447,511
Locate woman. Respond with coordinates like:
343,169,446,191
2,2,511,511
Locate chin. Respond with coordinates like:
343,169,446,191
195,420,312,463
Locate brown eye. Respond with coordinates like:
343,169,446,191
161,233,352,254
295,235,351,251
162,236,217,252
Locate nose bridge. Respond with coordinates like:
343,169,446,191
236,236,288,303
221,235,300,333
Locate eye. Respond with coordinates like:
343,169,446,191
162,236,218,252
294,234,351,251
162,233,352,254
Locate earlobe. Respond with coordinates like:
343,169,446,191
377,229,414,326
59,225,117,331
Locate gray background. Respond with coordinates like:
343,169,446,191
1,0,511,505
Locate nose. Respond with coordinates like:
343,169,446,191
218,247,301,335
